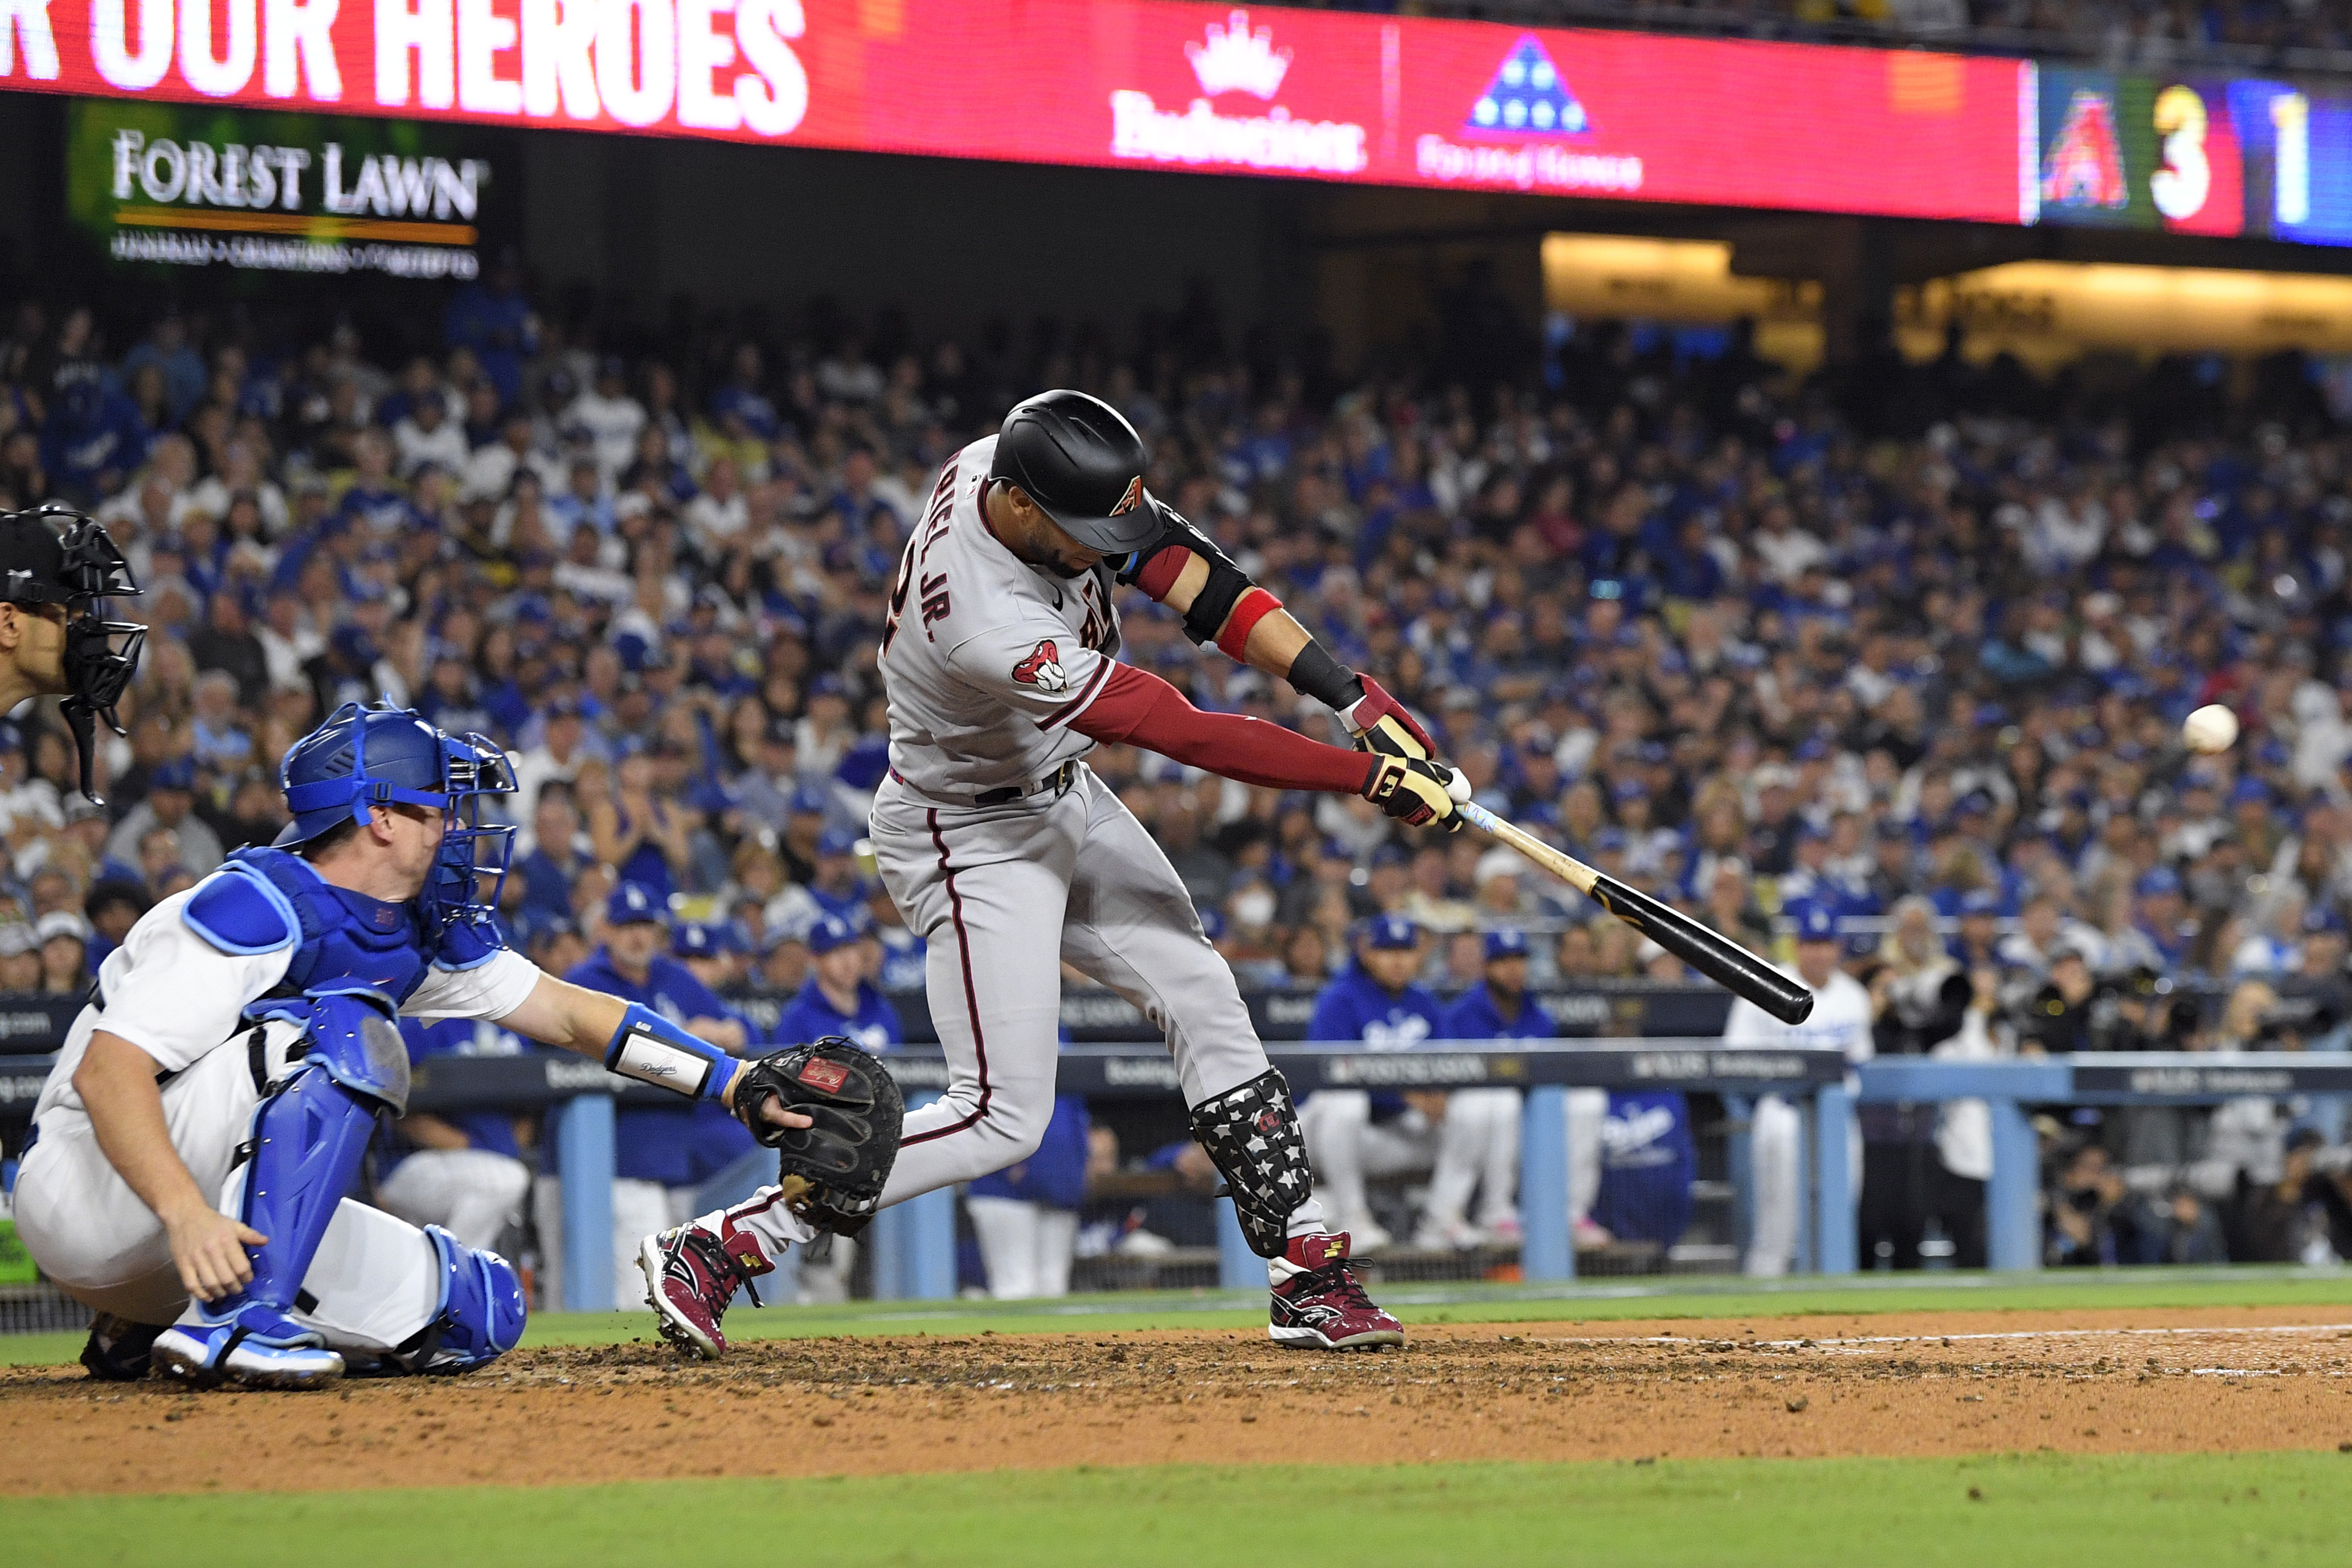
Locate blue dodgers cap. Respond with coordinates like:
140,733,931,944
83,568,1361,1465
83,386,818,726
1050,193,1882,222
1369,841,1411,869
605,881,667,927
670,922,725,959
1961,887,2003,917
806,911,861,955
1197,906,1228,941
150,755,197,791
2136,866,2183,898
1483,928,1530,962
2232,776,2272,808
789,783,829,817
1790,902,1839,943
816,825,860,858
1365,914,1421,950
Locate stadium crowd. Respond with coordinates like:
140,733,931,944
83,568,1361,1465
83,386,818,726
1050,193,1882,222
4,267,2352,1280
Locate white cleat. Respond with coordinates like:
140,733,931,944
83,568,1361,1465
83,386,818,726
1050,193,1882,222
152,1324,345,1390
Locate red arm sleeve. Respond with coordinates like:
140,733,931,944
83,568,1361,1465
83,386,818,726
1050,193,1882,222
1072,664,1379,795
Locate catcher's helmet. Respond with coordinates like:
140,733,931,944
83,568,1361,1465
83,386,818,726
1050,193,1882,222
987,390,1160,555
274,702,516,930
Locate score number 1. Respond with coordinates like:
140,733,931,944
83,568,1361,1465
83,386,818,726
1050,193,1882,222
2272,91,2311,228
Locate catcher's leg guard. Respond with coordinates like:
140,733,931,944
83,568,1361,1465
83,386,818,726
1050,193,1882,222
1188,1069,1314,1259
392,1226,526,1373
153,1062,379,1389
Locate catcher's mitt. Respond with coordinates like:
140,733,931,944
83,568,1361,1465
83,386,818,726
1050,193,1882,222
732,1037,905,1235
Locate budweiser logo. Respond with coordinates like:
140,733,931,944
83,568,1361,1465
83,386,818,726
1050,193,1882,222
1187,10,1291,100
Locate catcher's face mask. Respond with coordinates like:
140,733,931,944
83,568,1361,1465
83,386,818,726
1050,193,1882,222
2,509,144,805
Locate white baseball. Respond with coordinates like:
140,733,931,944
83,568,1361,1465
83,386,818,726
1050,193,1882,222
2182,704,2239,754
1446,767,1471,804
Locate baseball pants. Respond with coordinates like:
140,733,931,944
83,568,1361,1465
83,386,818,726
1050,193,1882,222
15,1018,443,1350
707,765,1329,1267
375,1148,531,1252
965,1196,1078,1299
1744,1094,1862,1277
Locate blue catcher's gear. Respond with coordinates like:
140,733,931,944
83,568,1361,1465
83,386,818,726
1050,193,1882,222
185,848,490,1007
416,727,517,946
272,703,515,934
154,990,407,1391
603,1001,743,1104
389,1226,527,1373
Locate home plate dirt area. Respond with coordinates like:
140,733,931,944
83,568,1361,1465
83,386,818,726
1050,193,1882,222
6,1307,2352,1495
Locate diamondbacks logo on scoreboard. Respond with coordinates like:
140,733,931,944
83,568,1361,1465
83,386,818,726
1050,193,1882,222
2042,89,2128,209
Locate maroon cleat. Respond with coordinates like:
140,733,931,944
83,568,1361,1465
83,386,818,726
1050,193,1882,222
640,1221,771,1360
1268,1233,1404,1350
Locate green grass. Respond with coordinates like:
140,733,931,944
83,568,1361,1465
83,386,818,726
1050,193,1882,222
5,1455,2350,1566
6,1266,2350,1368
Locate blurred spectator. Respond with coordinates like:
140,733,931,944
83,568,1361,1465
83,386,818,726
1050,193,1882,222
566,882,756,1305
1427,928,1543,1250
377,1017,534,1253
775,912,902,1053
1725,904,1875,1276
1300,915,1445,1251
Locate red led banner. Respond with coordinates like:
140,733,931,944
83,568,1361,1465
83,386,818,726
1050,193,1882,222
0,0,2028,224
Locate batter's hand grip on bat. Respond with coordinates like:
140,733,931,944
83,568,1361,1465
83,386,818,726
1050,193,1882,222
1585,872,1817,1026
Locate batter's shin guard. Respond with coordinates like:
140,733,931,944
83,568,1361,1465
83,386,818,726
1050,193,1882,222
1189,1069,1312,1259
211,1063,384,1341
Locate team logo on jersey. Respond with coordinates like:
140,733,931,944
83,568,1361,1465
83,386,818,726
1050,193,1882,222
1012,638,1070,695
1108,477,1144,517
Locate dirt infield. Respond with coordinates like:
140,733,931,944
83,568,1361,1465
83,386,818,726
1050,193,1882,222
6,1305,2351,1495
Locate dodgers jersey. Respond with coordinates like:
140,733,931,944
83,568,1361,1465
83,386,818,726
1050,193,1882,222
878,435,1125,796
32,882,542,1127
1721,968,1875,1065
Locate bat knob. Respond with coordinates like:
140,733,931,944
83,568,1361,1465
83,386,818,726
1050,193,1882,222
1445,767,1470,805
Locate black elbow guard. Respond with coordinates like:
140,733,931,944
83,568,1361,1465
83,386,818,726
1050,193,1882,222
1116,500,1259,648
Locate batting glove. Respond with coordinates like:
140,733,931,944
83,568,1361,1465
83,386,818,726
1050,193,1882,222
1342,675,1437,762
1363,756,1466,832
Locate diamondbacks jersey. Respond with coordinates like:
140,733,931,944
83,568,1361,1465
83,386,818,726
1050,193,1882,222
878,435,1126,796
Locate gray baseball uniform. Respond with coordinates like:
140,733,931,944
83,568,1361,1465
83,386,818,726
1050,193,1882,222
702,434,1328,1263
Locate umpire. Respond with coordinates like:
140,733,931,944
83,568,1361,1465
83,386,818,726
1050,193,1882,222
0,506,145,802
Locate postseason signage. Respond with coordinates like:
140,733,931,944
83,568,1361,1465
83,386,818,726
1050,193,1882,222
1,0,2025,223
67,98,501,273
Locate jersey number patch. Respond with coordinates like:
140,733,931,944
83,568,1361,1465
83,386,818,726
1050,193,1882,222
1011,638,1069,695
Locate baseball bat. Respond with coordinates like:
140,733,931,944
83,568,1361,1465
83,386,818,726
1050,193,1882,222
1455,799,1816,1026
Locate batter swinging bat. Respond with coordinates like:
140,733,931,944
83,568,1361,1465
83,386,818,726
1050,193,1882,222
1455,799,1816,1026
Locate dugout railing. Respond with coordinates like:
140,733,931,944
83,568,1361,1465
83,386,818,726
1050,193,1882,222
8,1047,2348,1311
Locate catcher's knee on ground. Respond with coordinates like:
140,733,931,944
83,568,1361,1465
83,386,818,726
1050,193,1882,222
283,1201,525,1373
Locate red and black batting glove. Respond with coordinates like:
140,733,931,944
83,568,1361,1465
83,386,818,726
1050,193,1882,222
1363,756,1465,832
1343,675,1438,762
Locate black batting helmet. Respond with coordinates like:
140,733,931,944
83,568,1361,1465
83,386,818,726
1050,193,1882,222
988,390,1160,554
